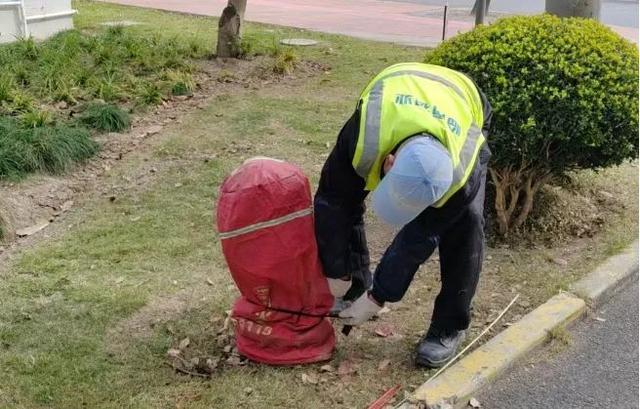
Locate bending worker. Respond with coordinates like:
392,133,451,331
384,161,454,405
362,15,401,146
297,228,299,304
314,62,492,368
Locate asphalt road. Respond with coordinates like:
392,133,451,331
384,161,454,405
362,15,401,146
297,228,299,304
478,276,639,409
389,0,639,27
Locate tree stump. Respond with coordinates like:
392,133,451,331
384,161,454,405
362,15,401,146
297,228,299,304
216,0,247,58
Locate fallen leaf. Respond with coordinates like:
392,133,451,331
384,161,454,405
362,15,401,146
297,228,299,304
178,337,190,350
374,324,394,338
16,221,50,237
206,278,215,286
469,397,481,408
300,372,318,385
166,348,181,358
223,345,232,353
595,317,606,322
319,364,334,373
377,359,391,372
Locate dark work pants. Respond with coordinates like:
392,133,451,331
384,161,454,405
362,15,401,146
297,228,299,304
370,146,489,331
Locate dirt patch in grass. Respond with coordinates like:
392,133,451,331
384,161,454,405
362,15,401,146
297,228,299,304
106,287,213,356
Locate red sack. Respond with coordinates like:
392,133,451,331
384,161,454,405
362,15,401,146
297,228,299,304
216,157,335,365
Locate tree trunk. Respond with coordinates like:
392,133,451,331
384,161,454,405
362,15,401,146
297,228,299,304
216,0,247,58
545,0,601,19
490,167,521,236
471,0,491,25
489,166,551,236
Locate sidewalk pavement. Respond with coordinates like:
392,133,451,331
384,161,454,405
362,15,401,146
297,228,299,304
100,0,638,46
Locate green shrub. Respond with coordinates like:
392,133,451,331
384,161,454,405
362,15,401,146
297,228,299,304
37,60,67,95
52,83,78,104
425,15,639,235
12,63,29,87
186,37,209,59
20,109,54,128
0,74,15,103
73,66,95,87
7,91,34,113
15,37,39,60
79,103,131,132
105,24,125,37
90,74,122,102
164,70,196,96
273,47,298,75
0,116,98,179
137,82,164,105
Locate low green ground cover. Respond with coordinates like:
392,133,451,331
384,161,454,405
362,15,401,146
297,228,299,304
0,1,213,180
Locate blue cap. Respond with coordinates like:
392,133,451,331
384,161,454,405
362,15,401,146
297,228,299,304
371,137,453,227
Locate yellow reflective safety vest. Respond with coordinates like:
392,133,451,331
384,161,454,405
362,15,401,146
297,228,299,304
352,63,486,207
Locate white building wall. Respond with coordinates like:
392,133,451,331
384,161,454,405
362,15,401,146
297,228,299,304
0,0,75,44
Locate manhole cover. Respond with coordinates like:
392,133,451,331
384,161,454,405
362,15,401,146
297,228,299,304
280,38,318,46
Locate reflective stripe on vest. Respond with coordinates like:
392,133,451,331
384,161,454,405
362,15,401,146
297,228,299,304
353,64,485,207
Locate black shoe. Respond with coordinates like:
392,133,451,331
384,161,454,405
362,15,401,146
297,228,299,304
415,325,465,368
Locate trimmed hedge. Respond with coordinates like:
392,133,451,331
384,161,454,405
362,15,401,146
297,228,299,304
425,15,639,234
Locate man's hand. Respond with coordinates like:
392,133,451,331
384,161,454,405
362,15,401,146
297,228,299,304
338,292,383,325
327,277,352,298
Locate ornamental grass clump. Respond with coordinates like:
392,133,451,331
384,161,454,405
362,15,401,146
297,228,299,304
0,117,98,179
79,103,131,133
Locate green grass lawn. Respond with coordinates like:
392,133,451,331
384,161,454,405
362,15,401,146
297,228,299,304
0,2,637,409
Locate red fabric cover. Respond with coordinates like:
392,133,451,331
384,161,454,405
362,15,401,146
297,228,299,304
216,158,335,365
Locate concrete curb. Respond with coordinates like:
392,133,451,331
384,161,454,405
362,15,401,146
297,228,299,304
570,240,639,307
403,241,639,409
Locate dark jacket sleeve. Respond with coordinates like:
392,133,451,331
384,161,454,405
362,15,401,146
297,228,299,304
314,109,369,281
477,85,492,140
